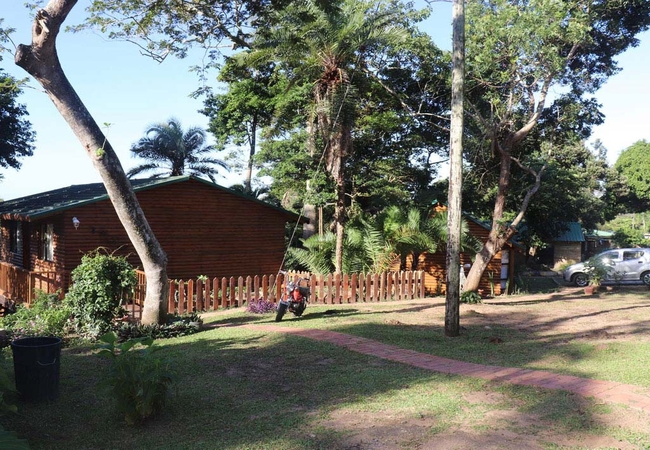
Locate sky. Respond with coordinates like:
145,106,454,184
1,1,649,201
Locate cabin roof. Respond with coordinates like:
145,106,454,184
0,175,302,222
553,222,585,242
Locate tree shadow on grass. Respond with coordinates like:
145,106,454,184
4,308,648,449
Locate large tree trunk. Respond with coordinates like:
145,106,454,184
317,96,350,275
15,0,168,325
329,130,349,274
445,0,465,337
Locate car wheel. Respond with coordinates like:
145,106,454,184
641,271,650,286
573,272,589,287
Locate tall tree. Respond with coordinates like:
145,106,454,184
202,60,276,193
239,0,410,273
446,0,465,337
255,30,450,221
461,0,650,292
614,140,650,212
128,118,228,183
15,0,168,326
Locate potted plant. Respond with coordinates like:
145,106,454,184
583,258,607,294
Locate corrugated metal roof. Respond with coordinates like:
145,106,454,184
554,222,585,242
0,175,301,221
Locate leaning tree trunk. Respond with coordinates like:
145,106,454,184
445,0,465,337
463,140,516,292
15,0,168,325
463,137,546,293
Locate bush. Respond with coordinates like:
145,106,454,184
246,299,277,314
113,312,202,342
460,291,482,304
96,332,174,425
65,250,137,339
0,290,71,342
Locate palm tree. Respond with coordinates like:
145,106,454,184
380,206,444,271
242,0,408,273
127,118,229,183
379,206,482,271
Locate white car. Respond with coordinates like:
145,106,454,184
563,248,650,287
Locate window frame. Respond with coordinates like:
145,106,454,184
40,223,54,262
9,221,21,254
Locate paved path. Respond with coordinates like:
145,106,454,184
243,323,650,413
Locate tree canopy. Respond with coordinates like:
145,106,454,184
460,0,650,291
614,140,650,211
128,118,229,183
0,19,35,172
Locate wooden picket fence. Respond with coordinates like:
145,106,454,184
128,270,425,318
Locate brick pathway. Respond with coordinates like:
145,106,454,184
243,323,650,413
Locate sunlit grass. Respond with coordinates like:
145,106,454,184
1,291,650,448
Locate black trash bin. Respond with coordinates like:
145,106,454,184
11,336,62,401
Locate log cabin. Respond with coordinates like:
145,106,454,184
402,205,524,297
0,175,303,303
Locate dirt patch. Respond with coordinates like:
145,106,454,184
306,286,650,448
313,396,648,449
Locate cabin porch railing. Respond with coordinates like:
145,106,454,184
0,261,68,305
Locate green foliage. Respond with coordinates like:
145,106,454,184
113,313,202,342
0,70,35,171
583,258,608,287
460,291,482,304
614,140,650,211
127,118,228,183
287,206,481,274
603,212,650,248
64,250,137,339
96,332,174,425
0,291,71,341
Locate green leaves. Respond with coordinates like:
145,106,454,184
614,140,650,211
95,332,174,425
64,250,137,339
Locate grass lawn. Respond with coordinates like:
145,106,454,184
2,286,650,449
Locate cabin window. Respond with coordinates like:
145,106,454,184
40,223,54,261
9,221,22,254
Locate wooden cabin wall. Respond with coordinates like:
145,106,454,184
57,179,293,280
400,220,506,297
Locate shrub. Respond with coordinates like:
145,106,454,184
460,291,482,304
96,332,174,425
0,290,71,342
246,298,277,314
65,250,137,339
113,312,202,342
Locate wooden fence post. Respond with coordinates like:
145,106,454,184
195,279,203,311
168,281,176,315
